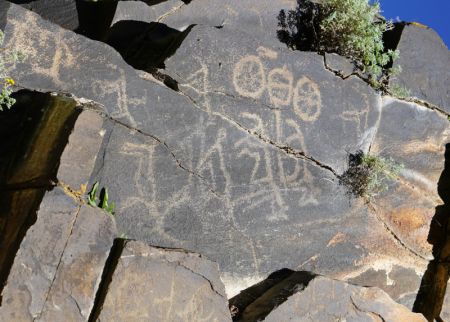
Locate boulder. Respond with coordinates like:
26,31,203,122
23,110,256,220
0,91,105,298
112,0,298,46
231,271,427,322
0,190,117,321
96,241,231,322
0,91,116,321
390,23,450,113
2,1,450,317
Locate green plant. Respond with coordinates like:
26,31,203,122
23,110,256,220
87,182,115,215
278,0,398,86
339,150,403,201
0,30,24,111
320,0,397,76
388,84,412,99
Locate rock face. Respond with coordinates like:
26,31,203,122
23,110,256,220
390,23,450,113
232,272,427,322
1,0,449,320
97,241,232,322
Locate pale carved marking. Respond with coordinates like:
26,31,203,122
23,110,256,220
118,140,186,243
233,52,322,122
233,55,266,99
257,46,278,60
91,63,138,127
267,66,294,108
7,13,75,89
293,76,322,122
8,12,138,127
340,92,370,137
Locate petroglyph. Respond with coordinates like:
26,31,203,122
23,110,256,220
6,12,75,89
233,55,266,99
91,63,139,127
267,66,294,108
293,76,322,122
233,51,322,122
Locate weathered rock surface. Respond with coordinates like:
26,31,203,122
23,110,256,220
232,272,427,322
370,97,450,259
163,25,380,174
97,241,231,322
113,0,297,46
0,91,105,303
2,1,450,319
0,191,117,321
390,23,450,113
0,91,116,321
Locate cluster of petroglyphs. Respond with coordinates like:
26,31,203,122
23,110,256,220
7,11,138,126
233,47,322,122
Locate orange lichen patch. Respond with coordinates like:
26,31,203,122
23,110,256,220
59,181,87,203
410,22,429,29
326,232,346,247
389,208,429,232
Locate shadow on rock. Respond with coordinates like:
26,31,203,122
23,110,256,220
105,20,194,89
229,269,316,321
413,143,450,321
106,20,192,70
276,0,322,51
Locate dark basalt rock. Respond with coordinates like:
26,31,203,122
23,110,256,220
96,241,232,322
390,23,450,113
232,272,427,322
1,1,450,319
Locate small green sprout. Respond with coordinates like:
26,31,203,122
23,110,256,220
87,182,115,215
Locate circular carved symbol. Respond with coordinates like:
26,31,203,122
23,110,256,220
233,55,266,99
293,76,322,122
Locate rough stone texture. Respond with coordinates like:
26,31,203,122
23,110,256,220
8,0,79,31
0,189,117,321
113,0,297,46
97,241,231,322
163,25,381,174
113,0,185,26
58,107,105,189
260,276,427,322
3,1,449,312
370,97,450,259
324,52,358,78
390,24,450,113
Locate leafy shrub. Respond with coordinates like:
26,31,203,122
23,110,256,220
0,30,24,111
278,0,398,84
339,150,403,201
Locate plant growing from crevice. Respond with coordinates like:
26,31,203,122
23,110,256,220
0,30,25,111
388,83,412,99
87,182,115,215
339,150,403,201
277,0,399,89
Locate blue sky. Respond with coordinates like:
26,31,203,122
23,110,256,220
377,0,450,48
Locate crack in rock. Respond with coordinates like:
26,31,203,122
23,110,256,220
176,87,339,177
32,205,82,321
79,106,222,199
366,203,428,261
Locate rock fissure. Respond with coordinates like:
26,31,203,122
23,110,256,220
32,204,82,321
349,295,387,322
176,262,225,298
88,238,126,322
156,3,186,23
367,203,428,261
80,106,222,198
177,88,339,177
